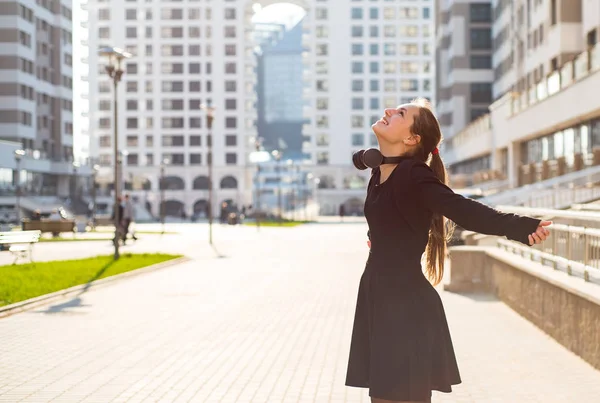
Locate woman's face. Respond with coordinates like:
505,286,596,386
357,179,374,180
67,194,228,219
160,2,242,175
372,103,420,144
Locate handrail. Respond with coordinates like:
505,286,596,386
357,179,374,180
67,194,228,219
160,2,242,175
496,205,600,223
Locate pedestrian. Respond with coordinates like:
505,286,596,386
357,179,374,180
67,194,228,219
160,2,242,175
345,98,551,403
339,204,345,222
122,194,137,242
111,196,124,244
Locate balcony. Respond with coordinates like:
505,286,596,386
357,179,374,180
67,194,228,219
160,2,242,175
501,44,600,145
444,114,493,166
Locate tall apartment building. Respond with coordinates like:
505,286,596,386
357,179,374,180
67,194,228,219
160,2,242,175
86,0,435,217
256,21,305,157
442,0,600,190
0,0,89,215
72,0,90,162
435,0,494,177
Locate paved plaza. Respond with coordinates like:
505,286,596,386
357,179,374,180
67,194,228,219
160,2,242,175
1,223,600,402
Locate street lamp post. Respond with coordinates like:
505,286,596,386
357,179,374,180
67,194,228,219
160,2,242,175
271,150,283,225
14,149,25,225
91,164,100,229
99,46,131,260
201,102,215,245
72,161,80,198
160,158,169,235
254,137,262,230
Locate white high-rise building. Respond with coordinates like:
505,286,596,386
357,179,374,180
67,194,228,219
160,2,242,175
86,0,435,218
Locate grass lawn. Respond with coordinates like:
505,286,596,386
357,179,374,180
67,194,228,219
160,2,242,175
0,253,181,307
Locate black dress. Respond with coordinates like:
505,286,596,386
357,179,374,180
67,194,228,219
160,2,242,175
345,157,540,401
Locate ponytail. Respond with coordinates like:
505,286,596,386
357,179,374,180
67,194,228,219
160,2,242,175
424,153,455,285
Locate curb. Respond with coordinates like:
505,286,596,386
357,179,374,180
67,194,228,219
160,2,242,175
0,256,191,319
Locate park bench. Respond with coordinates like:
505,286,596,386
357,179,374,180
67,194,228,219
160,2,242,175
0,230,41,264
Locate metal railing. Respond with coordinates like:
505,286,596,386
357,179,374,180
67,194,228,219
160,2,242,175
497,223,600,284
523,186,600,209
492,206,600,284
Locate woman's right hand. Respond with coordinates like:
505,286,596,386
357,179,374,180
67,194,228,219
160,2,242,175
367,240,371,249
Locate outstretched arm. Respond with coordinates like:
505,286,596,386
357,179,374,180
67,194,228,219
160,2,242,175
410,162,548,246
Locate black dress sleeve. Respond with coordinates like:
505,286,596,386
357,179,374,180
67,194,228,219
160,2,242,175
410,161,540,245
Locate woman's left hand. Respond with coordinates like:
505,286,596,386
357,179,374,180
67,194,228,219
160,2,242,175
528,220,552,245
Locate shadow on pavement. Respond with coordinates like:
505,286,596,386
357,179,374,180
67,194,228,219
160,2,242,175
37,260,115,315
212,245,227,259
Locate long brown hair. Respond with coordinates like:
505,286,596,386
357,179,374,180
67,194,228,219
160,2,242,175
409,98,455,285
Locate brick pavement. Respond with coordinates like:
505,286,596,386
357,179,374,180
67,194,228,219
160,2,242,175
1,223,599,402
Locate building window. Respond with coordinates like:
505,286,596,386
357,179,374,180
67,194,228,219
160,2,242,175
98,27,110,38
126,100,138,110
225,117,237,128
352,98,364,110
190,136,201,146
189,118,202,128
470,83,492,103
126,63,137,74
189,63,201,74
162,135,184,147
126,135,138,147
351,26,363,37
126,9,137,20
470,55,492,69
224,99,236,110
224,8,236,19
225,135,237,146
317,152,329,165
190,153,202,165
316,8,328,20
370,98,379,110
316,26,328,38
190,81,201,92
316,134,329,146
351,7,363,19
352,133,364,146
470,3,492,23
370,26,379,37
99,135,111,147
225,153,237,164
99,9,110,20
352,80,364,92
126,154,138,166
370,80,379,91
352,44,363,55
352,62,364,74
316,80,328,91
316,44,328,56
224,26,236,38
470,108,488,122
126,27,137,38
370,8,378,19
224,44,236,56
316,98,329,110
383,7,396,20
470,28,492,50
401,79,418,91
127,118,138,129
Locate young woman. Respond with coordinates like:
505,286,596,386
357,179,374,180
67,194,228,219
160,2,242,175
344,98,551,403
